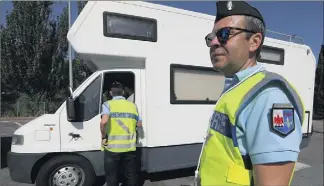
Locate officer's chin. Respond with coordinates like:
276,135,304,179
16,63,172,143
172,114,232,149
211,58,226,72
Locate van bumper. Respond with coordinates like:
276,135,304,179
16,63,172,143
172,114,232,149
0,136,12,169
7,151,44,184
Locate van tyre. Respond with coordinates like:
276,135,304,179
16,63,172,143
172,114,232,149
36,155,96,186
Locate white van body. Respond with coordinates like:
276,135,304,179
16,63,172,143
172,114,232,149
3,1,316,185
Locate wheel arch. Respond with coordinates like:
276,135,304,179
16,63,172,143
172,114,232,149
30,152,96,183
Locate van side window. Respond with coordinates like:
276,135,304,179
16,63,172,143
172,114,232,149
170,64,224,104
258,45,285,65
74,75,102,121
103,11,158,42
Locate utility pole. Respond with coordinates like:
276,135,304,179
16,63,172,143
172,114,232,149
68,0,73,90
0,22,2,118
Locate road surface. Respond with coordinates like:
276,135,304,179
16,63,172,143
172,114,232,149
0,119,323,186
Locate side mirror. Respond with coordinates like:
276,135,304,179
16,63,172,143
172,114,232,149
66,97,76,122
66,86,76,122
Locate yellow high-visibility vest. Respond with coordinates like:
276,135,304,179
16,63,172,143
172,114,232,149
102,99,139,153
197,70,305,186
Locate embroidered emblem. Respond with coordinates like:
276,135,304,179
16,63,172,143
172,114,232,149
209,111,238,146
227,1,233,11
271,104,295,137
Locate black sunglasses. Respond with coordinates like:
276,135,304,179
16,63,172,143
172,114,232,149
205,27,256,47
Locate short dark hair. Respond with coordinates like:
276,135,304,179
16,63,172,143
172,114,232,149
110,81,124,96
244,15,266,59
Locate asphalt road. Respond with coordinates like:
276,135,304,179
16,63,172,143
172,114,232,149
291,119,324,186
0,119,323,186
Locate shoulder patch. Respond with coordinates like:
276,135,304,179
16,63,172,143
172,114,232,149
271,103,295,137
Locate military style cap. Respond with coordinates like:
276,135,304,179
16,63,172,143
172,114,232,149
215,1,265,25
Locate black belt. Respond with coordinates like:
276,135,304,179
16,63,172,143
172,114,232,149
242,154,252,170
242,154,254,186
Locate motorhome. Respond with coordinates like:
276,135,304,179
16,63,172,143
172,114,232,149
1,1,316,185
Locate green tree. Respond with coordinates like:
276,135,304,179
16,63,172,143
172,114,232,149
313,45,324,119
1,2,54,98
0,2,69,116
1,2,54,115
77,1,88,14
0,1,92,116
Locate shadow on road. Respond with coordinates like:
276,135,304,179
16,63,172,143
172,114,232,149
93,176,105,186
145,167,195,182
93,167,196,186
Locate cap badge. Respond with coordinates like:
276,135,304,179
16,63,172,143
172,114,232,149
227,1,233,11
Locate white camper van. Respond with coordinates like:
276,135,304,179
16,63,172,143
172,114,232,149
2,1,316,185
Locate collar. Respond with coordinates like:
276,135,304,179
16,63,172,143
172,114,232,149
112,96,126,100
222,63,265,93
234,63,264,82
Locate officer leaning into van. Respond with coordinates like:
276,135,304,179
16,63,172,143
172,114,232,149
195,1,305,186
100,81,142,186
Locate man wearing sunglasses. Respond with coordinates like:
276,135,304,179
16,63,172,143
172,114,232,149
195,1,305,186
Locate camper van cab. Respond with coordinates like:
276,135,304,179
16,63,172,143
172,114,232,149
5,1,316,185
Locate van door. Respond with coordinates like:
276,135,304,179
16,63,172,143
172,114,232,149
60,73,103,152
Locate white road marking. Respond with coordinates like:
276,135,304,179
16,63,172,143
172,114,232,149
295,162,311,172
13,122,22,127
0,121,22,127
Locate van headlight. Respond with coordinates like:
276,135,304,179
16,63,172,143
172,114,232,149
12,134,24,145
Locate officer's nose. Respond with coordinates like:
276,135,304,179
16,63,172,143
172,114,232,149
209,36,221,48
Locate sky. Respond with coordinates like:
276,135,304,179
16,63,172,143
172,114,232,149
0,1,323,63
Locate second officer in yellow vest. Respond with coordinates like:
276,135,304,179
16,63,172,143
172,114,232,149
100,81,142,186
195,1,305,186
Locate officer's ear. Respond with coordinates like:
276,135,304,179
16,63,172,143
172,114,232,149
248,32,262,54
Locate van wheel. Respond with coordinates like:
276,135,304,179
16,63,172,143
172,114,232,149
35,155,95,186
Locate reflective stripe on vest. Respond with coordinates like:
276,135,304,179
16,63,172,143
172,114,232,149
236,71,305,125
103,99,138,153
197,70,305,186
